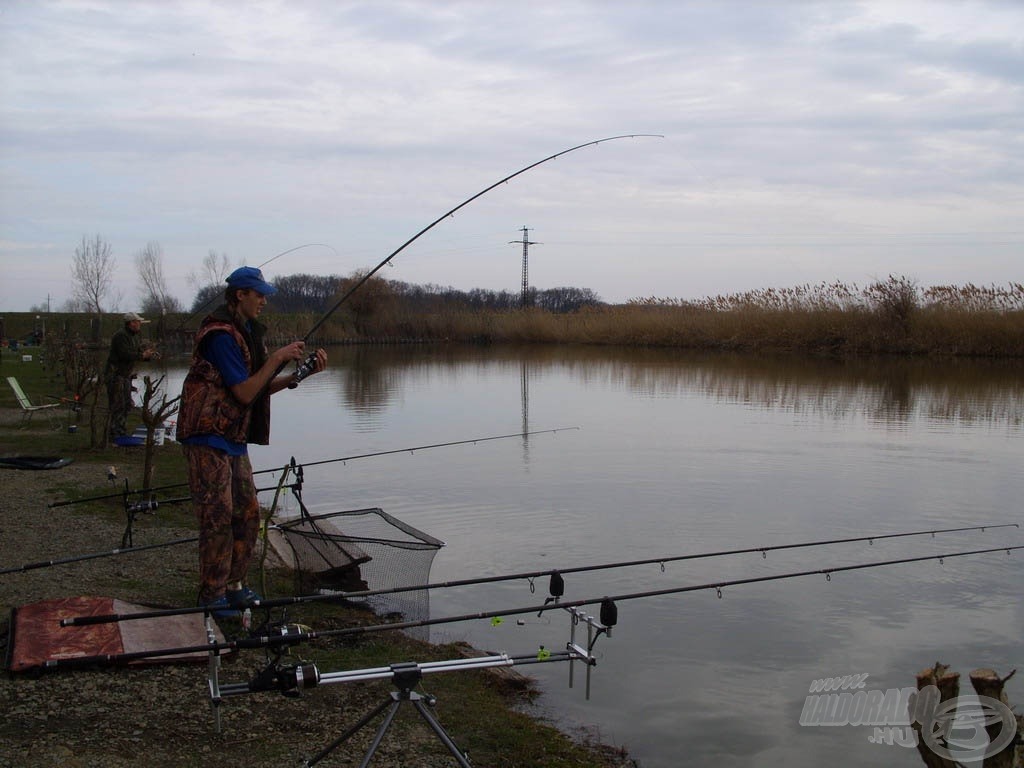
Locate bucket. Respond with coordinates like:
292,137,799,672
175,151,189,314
67,424,78,434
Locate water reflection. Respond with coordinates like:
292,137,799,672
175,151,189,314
331,346,403,432
318,345,1024,429
153,346,1023,768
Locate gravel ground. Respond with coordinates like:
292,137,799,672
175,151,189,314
0,411,633,768
0,455,412,768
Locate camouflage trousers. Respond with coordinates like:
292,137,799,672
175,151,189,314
183,444,260,603
106,374,133,439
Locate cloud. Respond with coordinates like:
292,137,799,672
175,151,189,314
1,0,1022,309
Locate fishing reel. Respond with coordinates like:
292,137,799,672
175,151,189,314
121,493,159,548
126,497,159,515
221,624,319,700
288,351,319,389
247,659,321,698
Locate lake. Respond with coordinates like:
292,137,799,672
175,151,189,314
160,345,1024,767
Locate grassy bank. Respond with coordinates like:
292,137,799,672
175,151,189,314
0,362,633,767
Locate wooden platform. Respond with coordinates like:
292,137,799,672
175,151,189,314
266,514,372,575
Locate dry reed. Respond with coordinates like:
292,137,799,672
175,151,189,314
318,276,1024,357
8,277,1020,359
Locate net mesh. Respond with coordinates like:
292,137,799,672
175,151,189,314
266,507,444,638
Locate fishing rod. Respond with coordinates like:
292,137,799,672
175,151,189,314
23,426,576,572
170,243,340,338
0,536,197,576
330,544,1023,640
46,543,1023,669
45,427,578,508
4,479,303,577
259,426,578,472
286,134,664,384
61,522,1018,626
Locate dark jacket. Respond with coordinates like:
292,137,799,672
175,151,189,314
104,327,145,379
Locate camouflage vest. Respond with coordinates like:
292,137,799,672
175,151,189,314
177,313,272,445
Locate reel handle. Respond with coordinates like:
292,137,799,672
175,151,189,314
288,351,319,389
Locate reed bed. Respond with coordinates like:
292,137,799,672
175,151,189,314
306,277,1024,358
6,277,1022,359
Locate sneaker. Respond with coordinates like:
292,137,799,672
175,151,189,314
198,595,238,619
226,586,261,609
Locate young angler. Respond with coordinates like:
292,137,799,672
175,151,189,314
177,266,327,616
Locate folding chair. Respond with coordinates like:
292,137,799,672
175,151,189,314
6,376,63,429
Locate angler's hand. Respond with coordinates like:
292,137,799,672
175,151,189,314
274,340,306,366
308,348,327,376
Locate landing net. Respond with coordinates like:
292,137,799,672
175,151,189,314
267,507,444,638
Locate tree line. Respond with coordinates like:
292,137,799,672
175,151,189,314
53,233,603,317
263,275,602,315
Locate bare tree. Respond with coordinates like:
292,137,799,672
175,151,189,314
71,234,119,314
136,241,183,314
186,250,233,292
60,297,89,312
185,250,236,315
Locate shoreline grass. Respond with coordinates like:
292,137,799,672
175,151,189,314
5,276,1023,359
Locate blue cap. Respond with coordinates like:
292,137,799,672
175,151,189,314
226,266,277,296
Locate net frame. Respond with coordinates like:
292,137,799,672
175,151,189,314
267,504,444,636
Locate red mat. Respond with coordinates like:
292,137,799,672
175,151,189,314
5,595,230,673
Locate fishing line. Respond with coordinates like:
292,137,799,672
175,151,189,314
258,243,339,272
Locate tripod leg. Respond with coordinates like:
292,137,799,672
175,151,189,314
412,698,473,767
358,697,403,768
303,696,394,768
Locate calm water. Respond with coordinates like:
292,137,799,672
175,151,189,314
162,346,1024,767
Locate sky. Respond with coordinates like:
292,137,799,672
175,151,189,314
1,0,1021,312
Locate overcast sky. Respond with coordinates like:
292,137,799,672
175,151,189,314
1,0,1021,312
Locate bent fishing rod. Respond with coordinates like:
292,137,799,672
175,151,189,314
48,543,1023,669
285,134,664,384
169,242,340,338
61,522,1019,626
45,426,577,508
